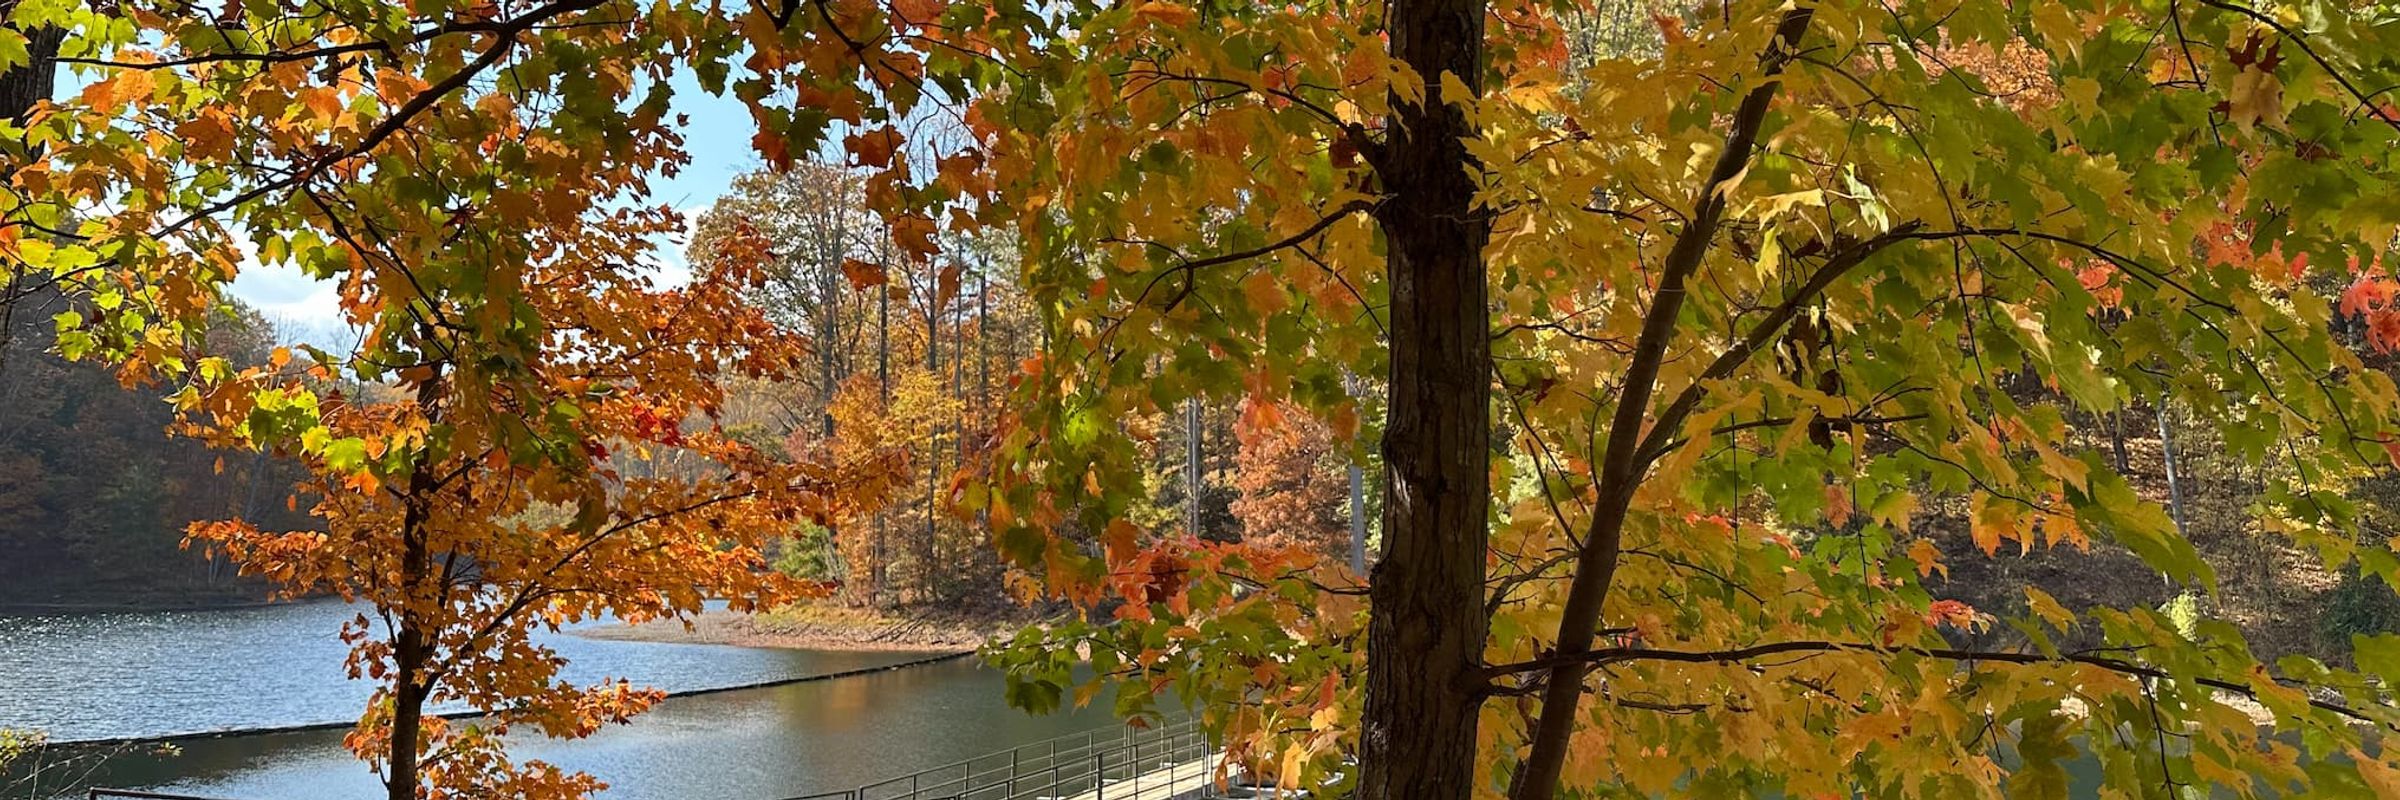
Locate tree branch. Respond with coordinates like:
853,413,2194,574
1507,7,1820,800
1484,640,2389,729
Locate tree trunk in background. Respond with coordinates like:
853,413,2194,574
1185,398,1202,536
923,284,938,603
873,283,890,607
2112,408,2131,472
2156,393,2187,538
1358,0,1491,798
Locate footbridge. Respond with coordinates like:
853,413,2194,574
783,718,1252,800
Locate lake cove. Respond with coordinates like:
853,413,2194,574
1,602,1111,799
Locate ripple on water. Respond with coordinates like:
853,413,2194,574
0,599,929,742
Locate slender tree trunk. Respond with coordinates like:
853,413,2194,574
874,280,890,607
923,278,939,602
1185,398,1202,536
978,276,989,411
1357,0,1491,797
388,615,429,800
387,374,445,800
2156,393,2187,538
1506,9,1816,800
2112,407,2131,472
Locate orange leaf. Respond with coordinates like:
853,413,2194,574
1240,270,1287,317
892,214,940,257
1133,0,1197,27
890,0,946,24
1907,538,1946,579
841,258,889,289
753,128,793,170
846,126,904,168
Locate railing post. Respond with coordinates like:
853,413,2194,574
1093,751,1106,800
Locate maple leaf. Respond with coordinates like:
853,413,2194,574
889,0,946,24
2224,64,2285,132
840,258,889,289
891,214,939,257
845,126,905,169
1906,538,1946,579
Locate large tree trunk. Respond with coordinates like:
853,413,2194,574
1358,0,1490,797
0,16,59,123
0,14,60,379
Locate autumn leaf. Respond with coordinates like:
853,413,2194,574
841,258,889,289
845,126,905,169
892,214,939,257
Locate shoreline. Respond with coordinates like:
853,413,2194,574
570,603,1043,653
38,650,977,749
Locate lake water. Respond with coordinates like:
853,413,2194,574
0,600,1112,799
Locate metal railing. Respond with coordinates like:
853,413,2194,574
784,718,1224,800
85,721,1237,800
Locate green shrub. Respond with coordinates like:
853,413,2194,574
0,729,42,774
2321,570,2400,652
770,523,836,581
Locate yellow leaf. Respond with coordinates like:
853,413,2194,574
1749,189,1823,219
1970,493,2013,556
2353,750,2400,797
2024,586,2073,627
2227,67,2284,132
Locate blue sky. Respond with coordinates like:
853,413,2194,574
230,70,768,343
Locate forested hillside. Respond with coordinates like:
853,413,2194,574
0,287,313,609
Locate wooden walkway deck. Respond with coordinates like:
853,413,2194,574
1054,752,1222,800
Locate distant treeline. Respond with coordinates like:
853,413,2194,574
0,284,315,610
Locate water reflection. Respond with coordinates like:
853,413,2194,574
28,657,1110,800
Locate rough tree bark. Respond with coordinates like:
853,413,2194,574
0,10,58,123
1357,0,1491,797
0,8,61,379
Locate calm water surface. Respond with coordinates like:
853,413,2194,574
0,601,1110,799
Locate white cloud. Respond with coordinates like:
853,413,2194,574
226,203,716,348
638,204,715,290
224,246,353,348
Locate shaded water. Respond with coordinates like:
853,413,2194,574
1,601,1110,799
